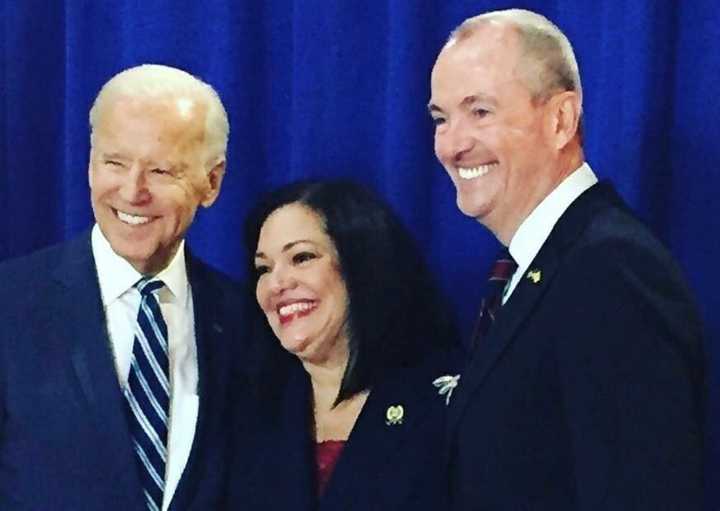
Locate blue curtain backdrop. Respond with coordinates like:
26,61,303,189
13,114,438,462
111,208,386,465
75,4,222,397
2,0,719,501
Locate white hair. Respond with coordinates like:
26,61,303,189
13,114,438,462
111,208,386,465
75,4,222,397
448,9,583,112
89,64,229,168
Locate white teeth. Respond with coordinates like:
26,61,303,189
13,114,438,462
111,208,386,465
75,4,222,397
116,210,151,225
278,301,315,317
458,163,497,180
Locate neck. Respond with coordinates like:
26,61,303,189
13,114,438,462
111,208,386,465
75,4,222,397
489,146,584,245
302,350,348,410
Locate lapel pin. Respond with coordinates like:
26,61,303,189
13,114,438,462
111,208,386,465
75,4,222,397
433,374,461,406
385,405,404,426
526,269,542,284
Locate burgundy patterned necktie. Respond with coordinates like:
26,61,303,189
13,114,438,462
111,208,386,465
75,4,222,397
470,249,518,347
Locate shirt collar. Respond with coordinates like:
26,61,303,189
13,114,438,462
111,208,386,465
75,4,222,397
91,224,189,306
508,162,598,272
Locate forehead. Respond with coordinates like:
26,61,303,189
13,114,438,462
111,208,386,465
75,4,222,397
93,95,207,151
431,23,525,100
258,203,332,251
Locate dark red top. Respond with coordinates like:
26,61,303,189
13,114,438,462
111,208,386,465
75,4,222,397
315,440,346,496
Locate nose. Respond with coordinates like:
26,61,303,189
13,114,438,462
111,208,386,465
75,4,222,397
435,121,474,165
118,164,151,204
266,264,297,295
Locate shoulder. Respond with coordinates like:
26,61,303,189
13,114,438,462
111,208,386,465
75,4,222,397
538,190,704,380
187,255,247,309
562,206,697,315
0,236,92,305
0,236,84,279
548,183,697,310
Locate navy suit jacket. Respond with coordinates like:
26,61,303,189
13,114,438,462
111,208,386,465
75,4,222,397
228,350,456,511
0,233,248,510
447,183,705,510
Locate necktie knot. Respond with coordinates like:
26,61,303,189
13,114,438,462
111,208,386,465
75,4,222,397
490,252,518,281
136,278,165,296
471,248,518,348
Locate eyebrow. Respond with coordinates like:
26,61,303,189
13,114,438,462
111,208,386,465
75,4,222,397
427,93,498,114
100,152,129,160
255,239,315,259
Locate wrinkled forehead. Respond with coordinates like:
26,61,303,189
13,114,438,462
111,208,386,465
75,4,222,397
430,23,531,108
96,93,208,134
435,22,522,76
93,94,210,154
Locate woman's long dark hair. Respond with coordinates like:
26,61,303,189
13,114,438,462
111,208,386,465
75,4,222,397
244,179,457,403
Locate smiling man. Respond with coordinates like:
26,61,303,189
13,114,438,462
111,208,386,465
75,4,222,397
429,9,705,510
0,65,246,510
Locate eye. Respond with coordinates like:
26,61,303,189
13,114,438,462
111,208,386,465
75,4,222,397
430,115,446,127
473,108,490,119
104,159,123,167
292,251,317,265
150,168,171,175
254,264,270,277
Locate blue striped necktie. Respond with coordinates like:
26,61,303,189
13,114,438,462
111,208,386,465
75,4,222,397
125,278,170,511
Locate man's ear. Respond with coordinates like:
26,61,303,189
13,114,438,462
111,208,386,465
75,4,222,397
88,149,95,188
200,160,226,208
547,91,581,150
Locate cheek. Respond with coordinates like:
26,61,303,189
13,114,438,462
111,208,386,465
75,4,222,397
255,282,270,315
433,132,449,163
89,169,111,194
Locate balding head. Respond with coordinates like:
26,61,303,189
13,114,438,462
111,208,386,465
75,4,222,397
429,9,585,243
447,9,582,125
87,64,229,274
90,64,229,170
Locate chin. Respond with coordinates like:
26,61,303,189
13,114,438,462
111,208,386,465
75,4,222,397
279,335,311,357
456,199,486,219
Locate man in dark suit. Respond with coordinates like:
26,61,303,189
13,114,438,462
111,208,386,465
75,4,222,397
0,64,245,510
428,9,705,509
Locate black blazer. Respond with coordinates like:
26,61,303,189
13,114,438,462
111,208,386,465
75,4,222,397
447,183,705,510
0,233,249,510
228,350,457,511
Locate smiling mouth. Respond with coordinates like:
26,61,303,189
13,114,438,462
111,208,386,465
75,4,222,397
457,162,498,180
115,209,152,225
277,300,318,325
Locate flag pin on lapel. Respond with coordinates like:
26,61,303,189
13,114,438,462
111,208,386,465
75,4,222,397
385,405,404,426
526,269,542,284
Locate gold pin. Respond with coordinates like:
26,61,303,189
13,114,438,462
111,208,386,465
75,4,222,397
526,269,542,284
385,405,404,425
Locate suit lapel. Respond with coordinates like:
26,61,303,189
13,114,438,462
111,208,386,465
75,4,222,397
51,234,143,494
169,255,237,510
259,364,316,511
321,366,436,511
447,183,617,432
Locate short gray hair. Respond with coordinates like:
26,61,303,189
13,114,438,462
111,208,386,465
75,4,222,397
89,64,229,169
448,9,582,111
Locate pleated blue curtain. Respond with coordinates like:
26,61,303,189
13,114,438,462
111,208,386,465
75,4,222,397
2,0,719,503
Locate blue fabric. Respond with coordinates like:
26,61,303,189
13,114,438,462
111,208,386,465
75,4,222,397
2,0,718,504
0,234,249,509
226,352,456,510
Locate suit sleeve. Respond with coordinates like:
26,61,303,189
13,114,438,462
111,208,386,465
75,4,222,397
550,240,704,510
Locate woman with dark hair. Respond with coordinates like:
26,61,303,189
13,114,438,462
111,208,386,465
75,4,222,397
229,180,459,510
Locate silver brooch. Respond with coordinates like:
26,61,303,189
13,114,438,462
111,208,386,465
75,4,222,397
432,374,461,406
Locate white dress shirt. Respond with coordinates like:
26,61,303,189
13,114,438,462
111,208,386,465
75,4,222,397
91,225,199,511
504,163,598,303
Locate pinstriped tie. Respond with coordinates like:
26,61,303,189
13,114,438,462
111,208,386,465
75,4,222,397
125,278,169,511
470,249,517,348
